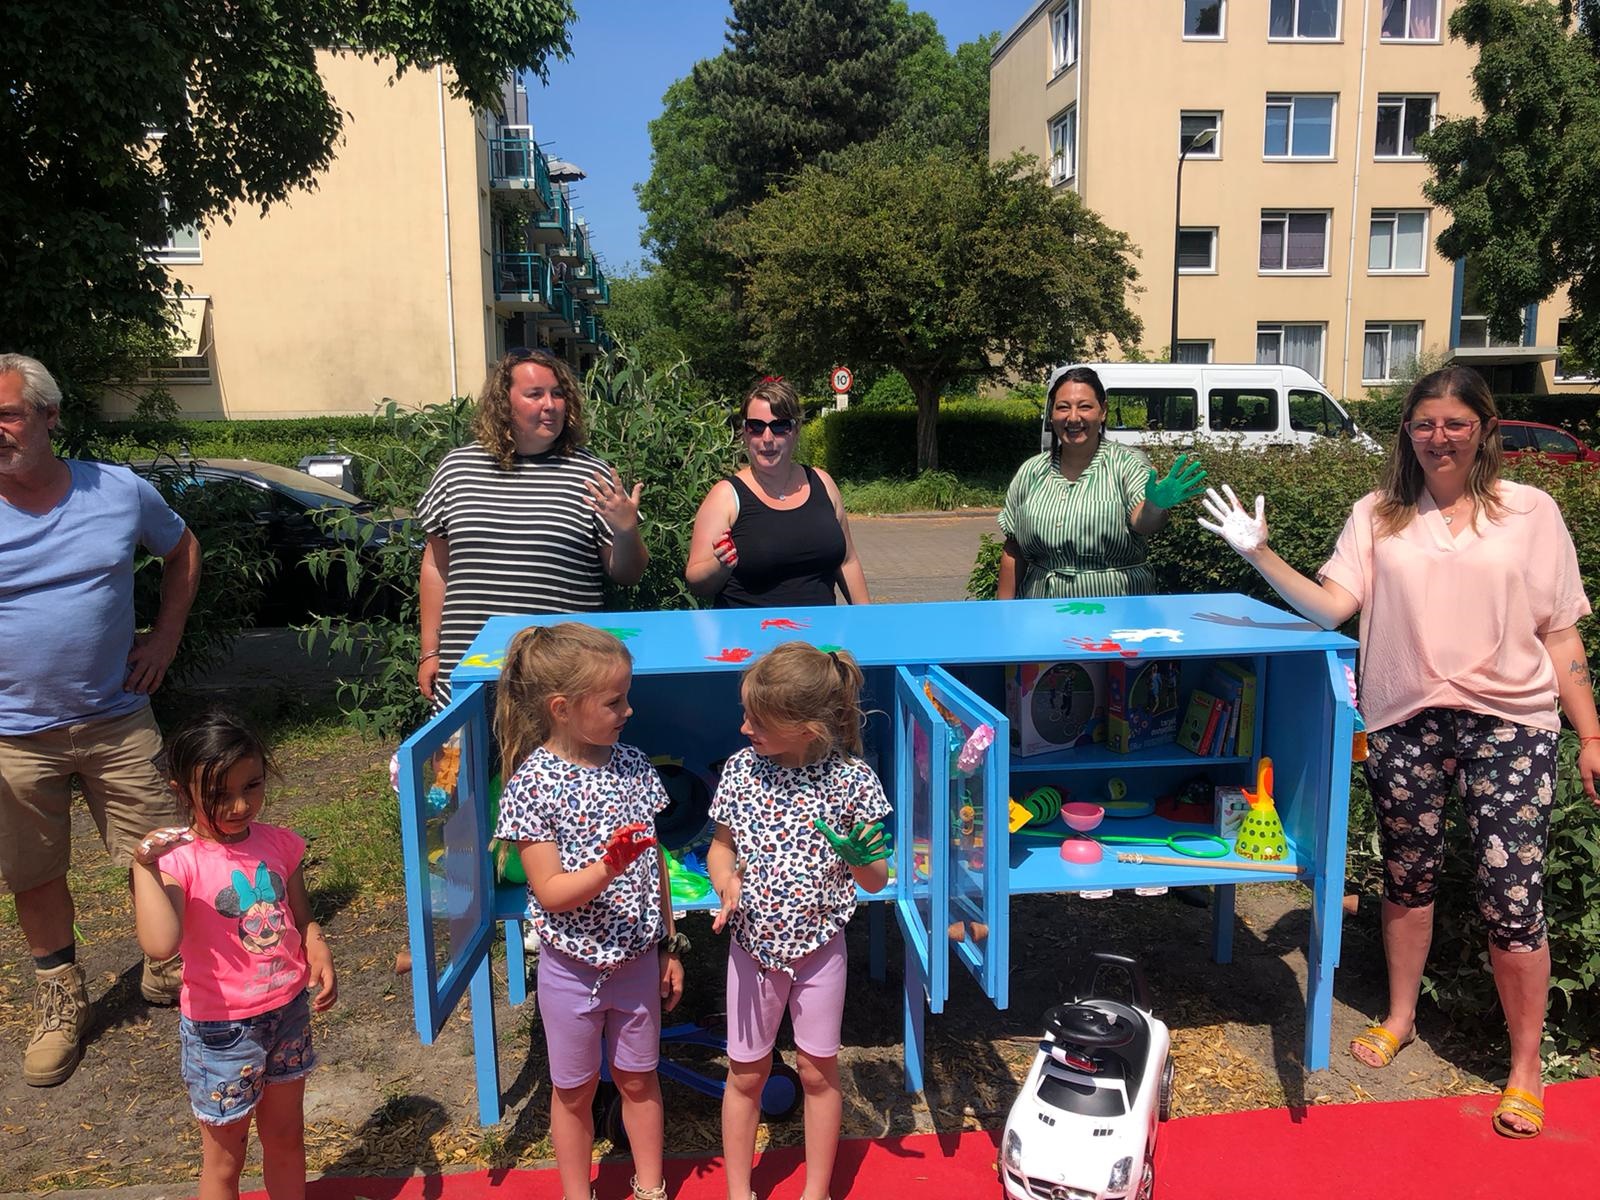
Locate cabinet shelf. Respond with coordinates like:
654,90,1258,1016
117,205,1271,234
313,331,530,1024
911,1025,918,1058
1009,743,1252,774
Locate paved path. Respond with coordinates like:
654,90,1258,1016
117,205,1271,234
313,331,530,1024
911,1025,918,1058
849,509,997,603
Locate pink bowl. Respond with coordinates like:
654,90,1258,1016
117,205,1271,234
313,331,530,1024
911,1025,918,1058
1059,837,1103,864
1061,802,1105,832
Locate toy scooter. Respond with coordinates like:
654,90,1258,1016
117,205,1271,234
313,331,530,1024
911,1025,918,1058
999,953,1173,1200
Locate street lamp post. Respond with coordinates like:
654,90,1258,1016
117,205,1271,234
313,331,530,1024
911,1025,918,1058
1170,126,1217,362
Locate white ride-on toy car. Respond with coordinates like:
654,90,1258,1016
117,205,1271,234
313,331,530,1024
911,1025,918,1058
999,952,1173,1200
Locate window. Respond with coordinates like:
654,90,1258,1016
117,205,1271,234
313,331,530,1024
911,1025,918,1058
141,296,212,384
1500,424,1531,452
1289,389,1354,437
1256,322,1326,379
148,198,201,264
1106,388,1199,432
1050,2,1079,73
1375,94,1436,159
1556,319,1597,381
1457,258,1527,348
1209,388,1279,433
1264,94,1335,158
1369,210,1428,272
1181,111,1222,157
1049,107,1078,186
1381,0,1439,40
1177,228,1218,273
1362,321,1422,382
1184,0,1225,38
1269,0,1340,39
1535,426,1581,455
1175,341,1214,364
1259,211,1330,272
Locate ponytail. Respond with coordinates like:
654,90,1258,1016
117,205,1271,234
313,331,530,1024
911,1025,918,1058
742,642,866,762
495,623,632,779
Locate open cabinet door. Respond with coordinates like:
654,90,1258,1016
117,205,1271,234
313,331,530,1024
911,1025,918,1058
396,682,494,1043
922,666,1011,1009
893,666,949,1015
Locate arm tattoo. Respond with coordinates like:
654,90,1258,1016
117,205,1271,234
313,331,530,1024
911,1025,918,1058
1570,659,1594,687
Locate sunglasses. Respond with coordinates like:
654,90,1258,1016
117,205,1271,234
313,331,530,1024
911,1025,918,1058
741,417,797,437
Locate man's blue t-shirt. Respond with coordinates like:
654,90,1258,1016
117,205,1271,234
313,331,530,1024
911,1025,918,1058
0,461,187,735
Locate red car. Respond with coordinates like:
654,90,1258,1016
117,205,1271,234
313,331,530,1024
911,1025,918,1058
1499,420,1600,465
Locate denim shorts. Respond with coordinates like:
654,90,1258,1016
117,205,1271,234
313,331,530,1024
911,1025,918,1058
179,990,316,1125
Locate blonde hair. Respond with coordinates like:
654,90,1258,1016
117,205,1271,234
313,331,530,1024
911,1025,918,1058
495,623,632,779
1373,365,1507,537
741,642,866,761
474,349,588,470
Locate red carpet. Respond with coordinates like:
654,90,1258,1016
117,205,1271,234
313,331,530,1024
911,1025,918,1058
252,1078,1600,1200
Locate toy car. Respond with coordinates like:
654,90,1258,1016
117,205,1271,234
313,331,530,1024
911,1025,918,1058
999,953,1173,1200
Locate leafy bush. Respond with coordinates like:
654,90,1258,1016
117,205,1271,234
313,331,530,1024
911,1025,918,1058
818,398,1042,478
967,532,1003,599
584,346,744,612
836,469,1007,514
859,371,915,409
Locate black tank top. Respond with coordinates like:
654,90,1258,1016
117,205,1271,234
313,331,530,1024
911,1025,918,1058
715,467,847,609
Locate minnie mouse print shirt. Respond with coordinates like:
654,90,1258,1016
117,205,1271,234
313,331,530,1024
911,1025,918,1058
710,749,891,973
159,823,310,1021
495,744,669,971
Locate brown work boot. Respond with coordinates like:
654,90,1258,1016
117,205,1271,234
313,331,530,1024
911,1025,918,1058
140,953,183,1005
23,962,89,1087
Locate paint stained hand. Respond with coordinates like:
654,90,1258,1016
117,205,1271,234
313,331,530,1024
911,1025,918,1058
134,826,195,866
1197,484,1268,555
815,819,892,866
599,822,657,876
713,531,739,568
1145,453,1208,510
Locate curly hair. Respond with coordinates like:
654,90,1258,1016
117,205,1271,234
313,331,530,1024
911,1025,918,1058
473,350,587,469
1373,365,1507,537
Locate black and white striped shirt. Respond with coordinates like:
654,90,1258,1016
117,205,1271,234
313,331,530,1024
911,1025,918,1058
417,444,614,707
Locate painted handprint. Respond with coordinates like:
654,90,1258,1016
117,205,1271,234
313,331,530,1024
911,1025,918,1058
760,618,812,631
1108,627,1183,644
1055,601,1106,615
707,647,754,663
1066,635,1139,658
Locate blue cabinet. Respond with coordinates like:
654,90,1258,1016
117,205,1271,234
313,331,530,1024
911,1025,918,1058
397,595,1356,1123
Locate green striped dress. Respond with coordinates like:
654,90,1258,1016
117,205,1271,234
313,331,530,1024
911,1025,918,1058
998,442,1157,599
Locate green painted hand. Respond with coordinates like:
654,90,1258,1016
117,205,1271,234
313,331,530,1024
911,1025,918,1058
815,819,893,866
1054,601,1105,615
1145,454,1208,510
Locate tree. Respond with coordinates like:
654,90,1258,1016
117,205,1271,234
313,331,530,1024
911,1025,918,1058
729,145,1141,471
692,0,938,215
3,0,576,443
1422,0,1600,370
889,26,1000,159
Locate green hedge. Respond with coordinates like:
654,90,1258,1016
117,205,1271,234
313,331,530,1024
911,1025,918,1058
815,398,1042,479
1349,393,1600,445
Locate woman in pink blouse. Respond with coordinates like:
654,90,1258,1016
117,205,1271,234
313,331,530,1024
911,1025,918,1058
1199,366,1599,1140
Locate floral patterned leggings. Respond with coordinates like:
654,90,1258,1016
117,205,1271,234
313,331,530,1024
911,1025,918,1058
1364,707,1559,952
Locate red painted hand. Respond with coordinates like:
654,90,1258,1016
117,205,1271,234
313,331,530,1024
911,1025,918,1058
707,647,753,663
600,822,657,876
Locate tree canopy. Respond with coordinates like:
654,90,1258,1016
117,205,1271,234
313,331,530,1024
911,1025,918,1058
1423,0,1600,371
3,0,576,438
730,146,1141,470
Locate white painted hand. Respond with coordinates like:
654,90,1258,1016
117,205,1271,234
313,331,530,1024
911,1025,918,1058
1197,485,1267,555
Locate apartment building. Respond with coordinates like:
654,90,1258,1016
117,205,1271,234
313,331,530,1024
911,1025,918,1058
110,53,612,420
990,0,1591,398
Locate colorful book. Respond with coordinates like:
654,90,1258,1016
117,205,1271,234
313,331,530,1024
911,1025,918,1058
1177,689,1222,755
1209,699,1234,756
1211,659,1258,758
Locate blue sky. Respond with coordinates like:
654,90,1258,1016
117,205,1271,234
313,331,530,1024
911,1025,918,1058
531,1,1009,273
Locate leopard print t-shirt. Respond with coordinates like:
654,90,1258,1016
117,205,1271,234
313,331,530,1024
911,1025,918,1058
710,748,892,973
495,743,668,970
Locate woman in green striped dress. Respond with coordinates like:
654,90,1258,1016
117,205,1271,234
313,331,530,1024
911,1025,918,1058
997,366,1206,600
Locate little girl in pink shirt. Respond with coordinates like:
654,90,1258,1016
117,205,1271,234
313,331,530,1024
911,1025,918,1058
1199,366,1599,1142
131,711,336,1200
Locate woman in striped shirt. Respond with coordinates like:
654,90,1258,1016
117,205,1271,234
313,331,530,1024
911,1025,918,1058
996,366,1206,600
415,350,647,708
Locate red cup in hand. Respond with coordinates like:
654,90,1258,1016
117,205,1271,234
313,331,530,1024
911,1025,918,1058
601,822,657,876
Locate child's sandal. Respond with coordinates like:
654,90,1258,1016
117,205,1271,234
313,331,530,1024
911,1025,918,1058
630,1177,669,1200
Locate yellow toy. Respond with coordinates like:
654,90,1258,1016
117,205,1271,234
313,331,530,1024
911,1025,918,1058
1008,785,1064,832
1234,757,1288,861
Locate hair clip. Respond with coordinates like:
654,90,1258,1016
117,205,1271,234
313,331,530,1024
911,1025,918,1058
761,375,784,383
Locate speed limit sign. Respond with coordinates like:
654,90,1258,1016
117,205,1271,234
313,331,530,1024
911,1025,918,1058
829,366,854,394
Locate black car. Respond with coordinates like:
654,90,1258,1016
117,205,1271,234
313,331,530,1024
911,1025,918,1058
130,457,410,625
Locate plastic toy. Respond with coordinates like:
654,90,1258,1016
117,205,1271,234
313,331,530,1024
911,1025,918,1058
1061,802,1105,832
1009,784,1064,832
1097,830,1230,858
1102,798,1156,819
956,722,995,775
999,952,1173,1200
1235,757,1288,861
1059,838,1103,864
665,850,712,904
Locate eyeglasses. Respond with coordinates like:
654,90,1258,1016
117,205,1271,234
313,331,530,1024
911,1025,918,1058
741,417,797,437
1404,418,1480,442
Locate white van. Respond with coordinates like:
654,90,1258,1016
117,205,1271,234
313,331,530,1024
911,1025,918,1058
1039,363,1380,455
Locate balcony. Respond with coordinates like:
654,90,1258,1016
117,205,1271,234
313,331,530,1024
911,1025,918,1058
489,125,552,206
534,282,575,334
492,252,552,312
526,188,572,246
551,219,588,265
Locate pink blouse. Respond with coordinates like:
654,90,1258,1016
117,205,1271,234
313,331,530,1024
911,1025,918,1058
1319,481,1590,733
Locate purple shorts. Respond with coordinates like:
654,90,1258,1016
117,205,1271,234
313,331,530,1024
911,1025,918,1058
726,932,847,1063
536,943,661,1089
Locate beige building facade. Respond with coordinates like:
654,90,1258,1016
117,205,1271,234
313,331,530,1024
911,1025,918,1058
990,0,1593,399
110,53,611,420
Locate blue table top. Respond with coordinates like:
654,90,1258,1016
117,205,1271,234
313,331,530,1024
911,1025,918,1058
453,594,1354,681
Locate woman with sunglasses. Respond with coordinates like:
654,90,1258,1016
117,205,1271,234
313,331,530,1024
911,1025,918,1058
415,349,648,708
1199,366,1599,1140
686,377,869,608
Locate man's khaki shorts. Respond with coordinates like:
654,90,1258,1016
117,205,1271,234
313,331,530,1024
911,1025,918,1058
0,707,180,894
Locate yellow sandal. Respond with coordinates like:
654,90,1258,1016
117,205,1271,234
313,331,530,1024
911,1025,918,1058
1492,1087,1545,1139
1349,1023,1415,1068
